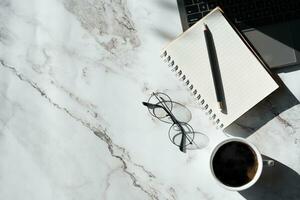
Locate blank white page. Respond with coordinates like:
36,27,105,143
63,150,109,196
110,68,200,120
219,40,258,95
161,8,279,128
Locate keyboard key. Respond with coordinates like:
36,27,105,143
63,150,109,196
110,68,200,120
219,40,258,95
187,13,202,22
254,11,263,18
186,5,199,14
272,6,280,13
208,2,218,9
235,13,246,22
202,11,210,16
229,6,238,14
199,3,208,11
280,4,289,12
193,0,206,3
184,0,193,6
273,14,284,23
262,8,272,17
184,0,300,29
248,3,255,10
265,1,273,7
245,12,253,20
225,0,234,5
256,1,266,9
239,4,248,12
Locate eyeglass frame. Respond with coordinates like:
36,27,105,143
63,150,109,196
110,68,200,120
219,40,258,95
143,92,199,153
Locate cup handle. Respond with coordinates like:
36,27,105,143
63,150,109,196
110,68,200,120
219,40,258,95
263,159,275,167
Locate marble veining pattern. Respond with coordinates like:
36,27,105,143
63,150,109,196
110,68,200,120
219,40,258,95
0,0,300,200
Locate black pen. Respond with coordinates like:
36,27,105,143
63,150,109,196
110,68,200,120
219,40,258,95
203,23,224,111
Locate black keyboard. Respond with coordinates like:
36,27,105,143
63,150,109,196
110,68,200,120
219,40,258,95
184,0,300,29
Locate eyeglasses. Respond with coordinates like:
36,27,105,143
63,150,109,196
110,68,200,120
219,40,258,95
142,92,209,153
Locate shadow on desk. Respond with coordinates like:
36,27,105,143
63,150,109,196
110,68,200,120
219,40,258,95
239,155,300,200
275,64,300,73
225,84,299,138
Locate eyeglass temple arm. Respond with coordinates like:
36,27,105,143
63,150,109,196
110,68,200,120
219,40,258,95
142,102,178,122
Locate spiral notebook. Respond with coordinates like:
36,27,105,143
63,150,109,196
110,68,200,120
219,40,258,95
161,8,279,129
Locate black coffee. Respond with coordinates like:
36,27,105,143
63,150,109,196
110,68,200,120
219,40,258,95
212,141,258,187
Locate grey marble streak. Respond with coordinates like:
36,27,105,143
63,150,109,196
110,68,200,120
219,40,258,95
0,63,172,200
0,18,168,200
1,0,300,200
0,0,180,199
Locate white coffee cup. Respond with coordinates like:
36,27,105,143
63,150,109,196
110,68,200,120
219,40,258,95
209,137,274,191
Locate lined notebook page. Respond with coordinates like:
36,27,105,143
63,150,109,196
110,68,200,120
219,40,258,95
162,8,279,128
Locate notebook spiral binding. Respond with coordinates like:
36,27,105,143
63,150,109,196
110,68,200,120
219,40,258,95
161,50,224,129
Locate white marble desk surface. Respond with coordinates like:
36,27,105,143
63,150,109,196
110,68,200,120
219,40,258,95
0,0,300,200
